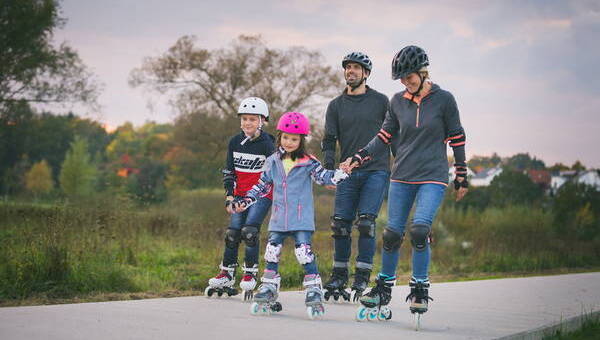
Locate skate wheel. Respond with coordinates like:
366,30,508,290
244,290,253,301
367,308,378,321
271,302,282,312
333,294,339,302
350,290,361,304
217,290,223,297
378,306,392,321
341,290,350,302
414,312,421,331
250,302,260,315
307,306,323,320
356,307,368,322
324,291,330,301
204,286,213,298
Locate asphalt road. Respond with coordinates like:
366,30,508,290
1,272,599,340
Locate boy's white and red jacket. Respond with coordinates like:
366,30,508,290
222,131,275,199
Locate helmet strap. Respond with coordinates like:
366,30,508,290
409,73,425,101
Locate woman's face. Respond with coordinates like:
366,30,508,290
401,72,422,94
280,132,301,153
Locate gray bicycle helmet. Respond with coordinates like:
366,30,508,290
342,52,373,72
391,46,429,80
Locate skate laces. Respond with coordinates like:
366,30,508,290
405,280,433,303
367,275,394,297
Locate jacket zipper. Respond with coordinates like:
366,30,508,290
416,104,420,128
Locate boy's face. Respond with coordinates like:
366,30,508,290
240,114,261,136
280,132,301,153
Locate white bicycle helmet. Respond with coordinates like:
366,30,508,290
238,97,269,121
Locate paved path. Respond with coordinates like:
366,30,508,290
1,272,599,340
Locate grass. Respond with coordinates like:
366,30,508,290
1,189,599,306
543,316,600,340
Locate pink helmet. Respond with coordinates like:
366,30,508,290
276,112,310,135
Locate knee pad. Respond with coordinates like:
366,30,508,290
264,242,282,263
224,228,241,249
330,216,352,239
294,243,315,265
409,224,431,252
356,214,376,238
382,228,404,252
240,225,259,247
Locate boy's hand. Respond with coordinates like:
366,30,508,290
225,196,235,214
232,196,256,213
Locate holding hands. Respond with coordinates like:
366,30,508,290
225,196,257,214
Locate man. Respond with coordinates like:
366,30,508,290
321,52,390,302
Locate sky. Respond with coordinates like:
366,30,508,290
53,0,600,168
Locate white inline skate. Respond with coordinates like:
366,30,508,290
406,277,433,331
304,274,325,320
250,271,282,315
239,263,258,301
205,264,238,298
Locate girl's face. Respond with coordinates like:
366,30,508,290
280,132,301,153
240,114,261,136
400,72,422,94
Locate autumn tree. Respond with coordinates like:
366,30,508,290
59,136,96,199
25,159,53,198
0,0,99,112
130,35,342,188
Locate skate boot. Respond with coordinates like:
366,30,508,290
350,268,371,303
205,264,238,298
304,274,325,320
323,267,350,302
356,274,395,322
239,263,258,301
250,270,282,315
405,277,433,331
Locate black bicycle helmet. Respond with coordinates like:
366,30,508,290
342,52,373,72
391,45,429,80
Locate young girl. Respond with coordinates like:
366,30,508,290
232,112,349,320
205,97,275,300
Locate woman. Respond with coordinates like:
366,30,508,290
348,45,469,322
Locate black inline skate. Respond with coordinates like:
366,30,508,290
323,267,350,302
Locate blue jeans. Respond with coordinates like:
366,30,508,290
222,196,271,267
333,170,390,269
381,182,446,280
265,231,318,275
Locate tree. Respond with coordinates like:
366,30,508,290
571,160,586,172
25,159,53,197
487,170,544,206
130,35,342,188
548,162,570,174
59,136,96,199
0,0,99,112
504,153,546,171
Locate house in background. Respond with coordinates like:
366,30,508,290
470,167,503,187
526,169,551,191
576,170,600,189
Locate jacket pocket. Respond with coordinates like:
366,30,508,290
297,204,302,222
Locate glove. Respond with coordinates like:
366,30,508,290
231,196,257,210
331,169,349,185
453,177,469,190
350,149,371,167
